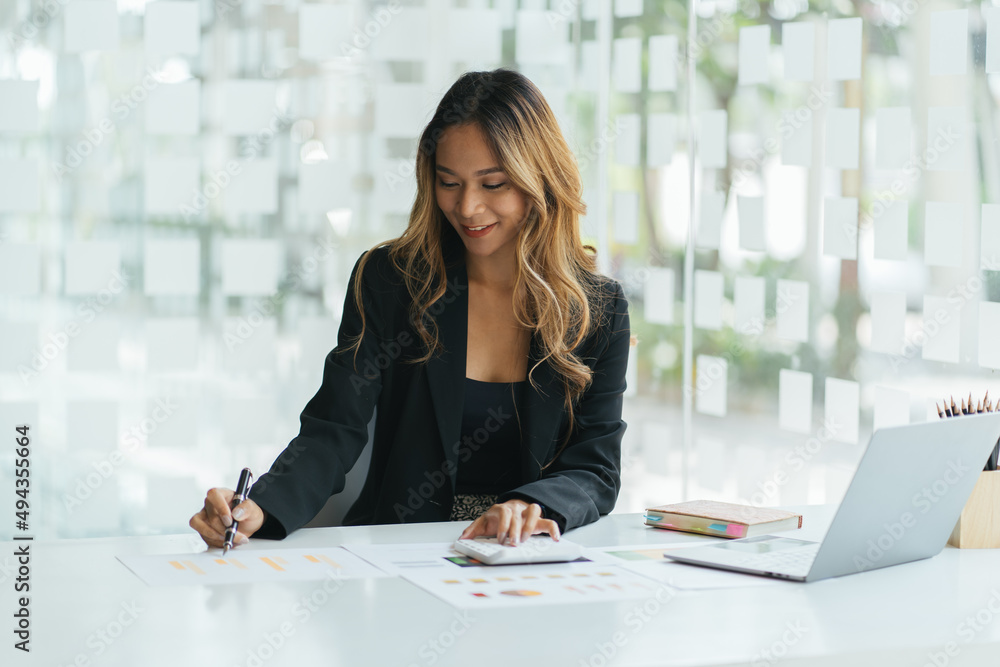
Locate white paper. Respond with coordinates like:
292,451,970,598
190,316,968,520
697,191,725,249
988,8,1000,73
516,10,569,65
699,110,728,169
779,369,813,433
738,25,770,85
782,22,814,81
118,547,389,587
647,113,677,166
0,243,40,296
65,1,119,52
0,81,38,133
145,318,199,372
827,17,862,81
869,290,906,355
929,9,968,76
825,108,860,169
695,355,728,417
144,240,200,296
623,557,789,590
648,35,678,91
223,398,276,445
694,270,723,330
644,267,675,325
221,80,279,136
225,159,279,215
823,197,858,260
737,195,766,252
370,8,429,61
734,276,765,335
614,37,642,93
979,302,1000,370
145,157,200,216
145,1,200,57
67,319,120,372
924,201,963,268
615,114,641,166
927,107,966,172
147,81,200,135
874,200,908,261
0,158,39,213
923,296,960,364
67,401,118,450
221,240,282,295
781,111,811,166
298,4,354,60
874,386,910,432
613,191,639,245
447,9,502,63
824,377,859,444
374,83,430,138
982,204,1000,270
65,241,121,295
875,107,911,170
776,279,809,342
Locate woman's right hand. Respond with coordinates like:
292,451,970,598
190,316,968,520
189,487,266,549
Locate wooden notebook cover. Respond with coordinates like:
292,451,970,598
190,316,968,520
646,499,803,528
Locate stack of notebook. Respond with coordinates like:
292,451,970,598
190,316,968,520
644,500,803,538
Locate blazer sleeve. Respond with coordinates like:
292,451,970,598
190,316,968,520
247,249,387,539
496,280,630,532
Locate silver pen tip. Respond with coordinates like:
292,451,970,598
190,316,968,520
222,545,229,556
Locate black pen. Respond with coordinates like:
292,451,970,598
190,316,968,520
223,467,253,556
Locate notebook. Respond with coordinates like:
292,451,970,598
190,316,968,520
644,500,802,538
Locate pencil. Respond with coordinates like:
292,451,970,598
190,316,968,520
951,396,958,416
978,400,983,414
936,403,945,419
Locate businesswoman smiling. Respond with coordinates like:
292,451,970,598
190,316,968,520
190,68,631,549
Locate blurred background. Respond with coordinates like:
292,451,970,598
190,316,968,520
1,0,998,539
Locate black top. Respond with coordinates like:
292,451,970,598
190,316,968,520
455,377,526,495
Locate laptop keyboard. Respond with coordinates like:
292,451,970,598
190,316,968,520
730,544,820,574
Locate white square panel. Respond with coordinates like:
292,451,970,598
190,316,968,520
613,38,642,93
144,239,200,295
737,195,765,252
694,270,723,331
874,200,908,261
145,1,200,57
515,10,569,65
299,3,354,60
924,201,963,268
825,377,859,444
647,113,677,166
65,241,122,295
67,401,119,450
0,81,39,133
648,35,678,91
695,355,728,417
221,80,279,136
370,8,429,61
146,318,199,371
145,157,200,216
699,110,727,169
697,191,725,249
927,107,966,172
782,21,814,81
869,290,906,355
298,161,351,213
67,319,120,372
0,158,40,213
825,108,860,169
64,1,119,52
738,25,770,85
225,159,278,215
823,197,858,260
0,322,37,373
827,17,862,81
0,243,41,295
221,240,282,296
146,81,200,135
923,296,960,364
643,267,674,326
776,279,809,342
779,369,812,433
929,9,968,76
447,9,502,63
734,276,765,334
988,8,1000,73
875,107,910,170
613,191,639,245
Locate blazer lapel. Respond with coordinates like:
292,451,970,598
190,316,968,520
519,333,565,482
425,258,468,493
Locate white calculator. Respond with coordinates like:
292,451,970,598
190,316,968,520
452,536,583,565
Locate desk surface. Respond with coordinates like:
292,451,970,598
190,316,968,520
9,506,1000,667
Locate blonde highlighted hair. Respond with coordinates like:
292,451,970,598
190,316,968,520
349,68,614,468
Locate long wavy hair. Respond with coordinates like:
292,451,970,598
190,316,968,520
348,68,613,468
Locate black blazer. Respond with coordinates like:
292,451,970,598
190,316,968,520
248,233,631,537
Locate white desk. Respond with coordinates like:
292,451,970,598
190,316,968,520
11,506,1000,666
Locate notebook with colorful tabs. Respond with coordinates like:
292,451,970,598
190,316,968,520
644,500,803,538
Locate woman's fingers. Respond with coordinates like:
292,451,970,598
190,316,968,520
518,503,543,544
190,488,262,550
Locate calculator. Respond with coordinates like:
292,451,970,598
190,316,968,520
452,536,583,565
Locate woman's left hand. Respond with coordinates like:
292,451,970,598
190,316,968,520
458,499,561,546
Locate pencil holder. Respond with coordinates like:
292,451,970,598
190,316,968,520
948,470,1000,549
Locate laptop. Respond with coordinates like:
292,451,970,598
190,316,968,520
663,413,1000,582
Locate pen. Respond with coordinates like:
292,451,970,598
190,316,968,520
223,467,253,556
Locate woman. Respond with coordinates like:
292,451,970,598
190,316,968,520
190,68,630,549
